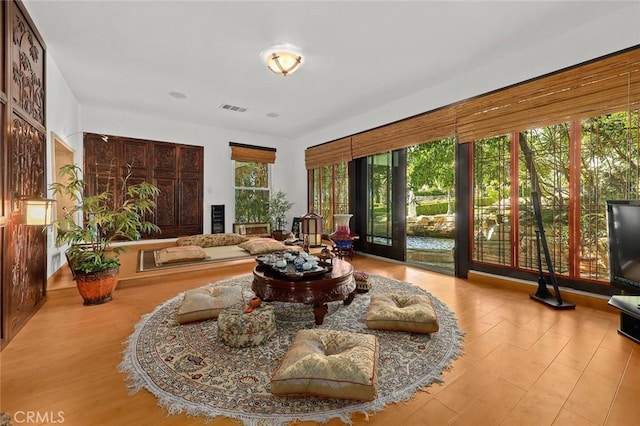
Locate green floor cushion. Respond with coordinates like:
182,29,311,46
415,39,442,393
217,304,276,348
175,285,245,324
270,329,378,401
365,293,439,334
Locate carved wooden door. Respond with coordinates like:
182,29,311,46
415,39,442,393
84,134,203,239
1,1,47,349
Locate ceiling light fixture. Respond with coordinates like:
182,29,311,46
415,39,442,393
262,44,303,77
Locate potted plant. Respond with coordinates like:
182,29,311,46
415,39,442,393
50,163,160,305
268,190,294,241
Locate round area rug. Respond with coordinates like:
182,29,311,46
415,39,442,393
119,274,464,425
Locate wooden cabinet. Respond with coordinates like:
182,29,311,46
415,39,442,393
84,134,203,239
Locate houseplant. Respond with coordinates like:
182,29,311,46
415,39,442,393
268,190,294,241
50,163,160,305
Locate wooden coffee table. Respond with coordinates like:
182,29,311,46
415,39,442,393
251,258,355,325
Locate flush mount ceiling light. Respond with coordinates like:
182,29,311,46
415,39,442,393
262,44,303,77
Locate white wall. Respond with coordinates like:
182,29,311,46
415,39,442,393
45,51,82,277
294,3,640,148
80,105,305,233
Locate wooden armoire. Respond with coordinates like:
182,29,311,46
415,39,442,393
1,1,47,350
83,133,204,238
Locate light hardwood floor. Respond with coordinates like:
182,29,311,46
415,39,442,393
1,246,639,425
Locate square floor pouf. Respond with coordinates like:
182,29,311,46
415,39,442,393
271,329,378,401
217,304,276,348
365,293,439,334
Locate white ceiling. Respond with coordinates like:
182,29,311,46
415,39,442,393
22,1,640,140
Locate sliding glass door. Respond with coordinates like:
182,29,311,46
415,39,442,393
355,150,405,260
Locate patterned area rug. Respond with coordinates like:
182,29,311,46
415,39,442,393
119,274,464,425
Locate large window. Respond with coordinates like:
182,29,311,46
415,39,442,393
471,108,640,285
472,135,511,266
234,161,270,223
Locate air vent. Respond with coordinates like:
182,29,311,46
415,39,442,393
220,103,247,113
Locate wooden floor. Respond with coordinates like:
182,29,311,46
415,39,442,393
1,246,639,425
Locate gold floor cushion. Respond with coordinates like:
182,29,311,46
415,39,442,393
176,233,249,248
154,245,209,265
238,238,288,255
176,285,245,324
270,329,378,401
365,293,439,334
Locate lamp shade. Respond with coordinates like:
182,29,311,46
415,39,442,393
24,197,54,226
265,51,302,77
301,212,323,247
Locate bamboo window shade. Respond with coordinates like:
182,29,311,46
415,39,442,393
350,106,457,159
304,137,353,170
455,48,640,142
305,46,640,163
230,143,276,163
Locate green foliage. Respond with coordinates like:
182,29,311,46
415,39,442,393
50,163,160,274
407,138,456,193
268,190,294,231
416,201,455,216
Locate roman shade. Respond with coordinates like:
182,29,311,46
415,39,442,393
230,142,276,163
304,137,352,170
306,46,640,158
351,106,456,159
456,47,640,142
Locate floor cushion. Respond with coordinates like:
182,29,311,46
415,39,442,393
353,270,371,293
365,293,439,334
175,285,245,324
238,237,288,255
154,245,209,265
176,233,249,248
217,304,276,348
270,329,378,401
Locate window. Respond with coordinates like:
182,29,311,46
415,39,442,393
471,108,640,285
309,162,349,232
472,135,511,266
367,153,393,246
234,161,270,223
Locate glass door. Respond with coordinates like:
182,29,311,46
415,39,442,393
355,151,405,260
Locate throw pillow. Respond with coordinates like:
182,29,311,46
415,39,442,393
154,245,209,265
176,233,250,248
176,285,246,324
238,238,288,255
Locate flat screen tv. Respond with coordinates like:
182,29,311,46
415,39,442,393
606,200,640,294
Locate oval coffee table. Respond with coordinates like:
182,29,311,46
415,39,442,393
251,258,355,325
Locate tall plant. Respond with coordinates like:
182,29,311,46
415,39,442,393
268,190,294,231
50,163,160,274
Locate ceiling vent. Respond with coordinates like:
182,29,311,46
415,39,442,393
220,103,247,113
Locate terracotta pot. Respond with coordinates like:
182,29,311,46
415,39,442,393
75,267,119,306
244,297,262,313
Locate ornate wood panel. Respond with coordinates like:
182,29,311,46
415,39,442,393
84,134,203,239
2,1,47,350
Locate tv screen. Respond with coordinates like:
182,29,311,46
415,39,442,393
606,200,640,294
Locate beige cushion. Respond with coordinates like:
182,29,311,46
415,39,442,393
238,238,287,255
270,329,378,401
154,245,209,265
365,293,439,334
176,233,250,248
175,285,245,324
